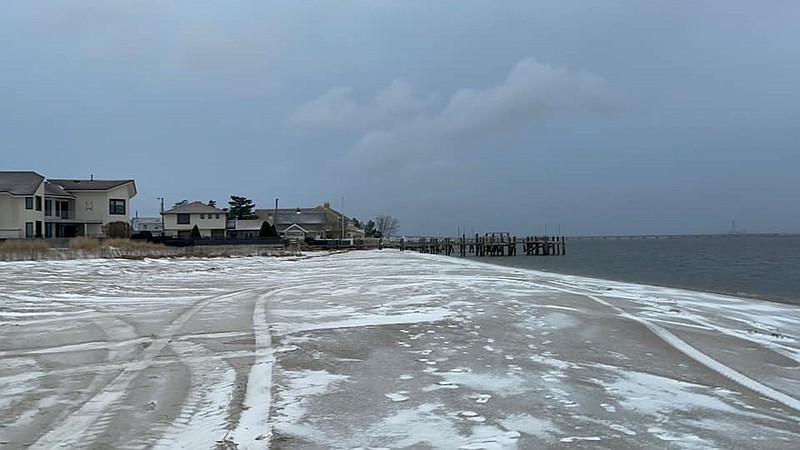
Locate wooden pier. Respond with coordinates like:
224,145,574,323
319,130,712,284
388,232,566,257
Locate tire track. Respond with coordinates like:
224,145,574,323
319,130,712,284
543,280,800,413
28,288,255,449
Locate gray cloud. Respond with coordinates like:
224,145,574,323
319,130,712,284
287,79,437,132
291,57,620,171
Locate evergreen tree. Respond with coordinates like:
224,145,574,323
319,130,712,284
259,220,277,238
228,196,258,219
191,225,201,239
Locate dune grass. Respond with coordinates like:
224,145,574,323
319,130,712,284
68,237,166,251
0,239,50,253
68,237,103,251
104,238,165,250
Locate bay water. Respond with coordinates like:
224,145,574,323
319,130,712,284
475,235,800,305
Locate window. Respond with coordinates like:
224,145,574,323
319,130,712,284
177,214,190,225
25,222,34,238
45,223,53,238
109,199,126,215
25,197,33,209
200,214,205,219
45,200,52,216
216,213,220,219
59,201,69,219
35,196,42,211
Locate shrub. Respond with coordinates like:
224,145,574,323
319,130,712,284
105,221,132,239
259,221,277,238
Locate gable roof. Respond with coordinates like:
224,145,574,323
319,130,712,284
44,181,75,199
254,208,329,225
164,201,225,214
0,171,45,196
49,179,135,192
283,223,309,233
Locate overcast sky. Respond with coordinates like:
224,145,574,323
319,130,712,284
2,1,799,236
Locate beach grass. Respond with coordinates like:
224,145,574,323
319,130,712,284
104,239,165,250
68,237,103,251
0,239,50,253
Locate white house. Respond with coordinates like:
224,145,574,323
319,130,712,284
0,171,137,239
162,201,226,238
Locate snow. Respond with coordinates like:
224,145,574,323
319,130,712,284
1,250,799,448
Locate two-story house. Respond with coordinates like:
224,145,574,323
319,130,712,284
0,171,137,239
162,201,226,238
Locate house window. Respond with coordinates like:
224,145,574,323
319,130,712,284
25,197,33,209
177,214,190,225
200,214,205,219
109,199,126,215
35,196,42,211
25,222,34,238
45,200,52,216
45,223,53,238
216,214,220,219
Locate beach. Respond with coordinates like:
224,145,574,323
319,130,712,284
1,250,798,449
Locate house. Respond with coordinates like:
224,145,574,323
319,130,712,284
254,208,331,240
0,171,137,239
162,201,226,238
225,219,266,239
253,203,364,240
131,217,164,235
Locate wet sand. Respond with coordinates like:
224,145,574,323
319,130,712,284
1,251,798,448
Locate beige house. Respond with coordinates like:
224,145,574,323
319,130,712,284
0,171,137,239
162,201,226,238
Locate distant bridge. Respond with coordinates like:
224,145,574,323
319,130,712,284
568,233,800,240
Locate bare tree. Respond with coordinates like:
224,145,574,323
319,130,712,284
375,215,399,238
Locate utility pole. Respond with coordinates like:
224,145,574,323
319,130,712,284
157,197,165,236
341,196,345,240
275,198,279,236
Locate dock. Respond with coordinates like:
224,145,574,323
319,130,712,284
385,232,566,257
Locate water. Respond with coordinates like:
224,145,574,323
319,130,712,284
475,235,800,305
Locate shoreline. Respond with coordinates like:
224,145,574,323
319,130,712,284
466,254,798,307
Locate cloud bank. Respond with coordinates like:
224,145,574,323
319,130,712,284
289,57,620,171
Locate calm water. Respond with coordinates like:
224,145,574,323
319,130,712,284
475,235,800,305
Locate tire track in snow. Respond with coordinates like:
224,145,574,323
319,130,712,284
153,340,237,449
28,289,255,450
230,288,282,448
543,280,800,413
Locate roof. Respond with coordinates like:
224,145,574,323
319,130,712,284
49,179,135,191
229,219,266,231
164,201,226,214
0,171,45,196
44,181,75,199
254,208,329,225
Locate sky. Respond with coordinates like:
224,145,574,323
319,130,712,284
2,1,799,236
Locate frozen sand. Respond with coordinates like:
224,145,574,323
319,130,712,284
0,250,798,449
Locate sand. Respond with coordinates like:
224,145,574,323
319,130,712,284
1,250,798,449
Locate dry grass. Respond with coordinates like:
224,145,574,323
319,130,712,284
68,237,103,251
0,239,50,253
68,237,166,251
104,239,165,250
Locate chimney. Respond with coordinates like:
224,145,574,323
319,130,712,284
90,174,94,181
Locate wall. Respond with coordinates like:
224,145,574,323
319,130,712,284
163,212,226,237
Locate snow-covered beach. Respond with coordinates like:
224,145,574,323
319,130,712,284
1,250,798,449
